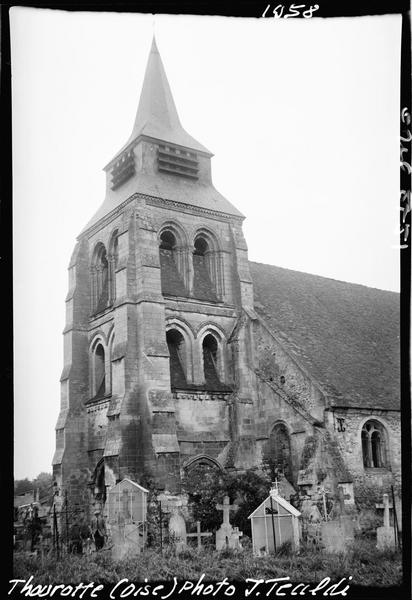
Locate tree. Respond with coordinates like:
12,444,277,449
32,472,53,497
14,478,32,496
14,472,53,499
182,466,271,537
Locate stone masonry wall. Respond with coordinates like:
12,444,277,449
326,408,401,497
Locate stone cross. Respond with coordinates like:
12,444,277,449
376,493,395,550
216,496,237,526
187,521,212,550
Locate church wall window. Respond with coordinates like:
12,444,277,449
202,333,221,389
361,420,388,469
192,230,223,302
91,243,109,315
93,342,106,399
166,329,188,389
159,229,187,296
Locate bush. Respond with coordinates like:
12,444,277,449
182,466,271,537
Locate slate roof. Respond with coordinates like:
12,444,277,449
249,262,400,410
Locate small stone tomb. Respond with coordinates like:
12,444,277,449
376,493,396,550
248,487,301,555
106,478,148,560
215,496,242,550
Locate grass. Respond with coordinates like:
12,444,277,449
13,538,402,588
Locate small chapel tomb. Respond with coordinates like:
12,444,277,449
106,478,148,560
248,488,301,555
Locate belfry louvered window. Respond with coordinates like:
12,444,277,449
157,145,199,179
111,150,135,190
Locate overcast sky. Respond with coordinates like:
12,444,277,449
11,8,401,480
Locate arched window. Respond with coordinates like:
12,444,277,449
166,329,187,389
93,343,106,398
202,334,221,388
268,423,293,483
193,236,218,302
159,230,186,296
91,243,109,314
108,231,119,304
362,420,387,468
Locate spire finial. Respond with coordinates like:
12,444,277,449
151,16,158,53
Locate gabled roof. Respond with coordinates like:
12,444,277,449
108,478,149,494
250,262,400,410
248,493,301,519
109,37,211,165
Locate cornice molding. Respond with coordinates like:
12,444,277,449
78,193,243,240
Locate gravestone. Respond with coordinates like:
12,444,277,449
337,482,354,505
320,488,354,553
168,500,187,553
215,496,242,550
376,493,396,550
106,478,148,560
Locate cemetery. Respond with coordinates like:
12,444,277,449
13,469,402,589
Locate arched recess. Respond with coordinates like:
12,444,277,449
108,229,119,305
91,242,109,314
165,319,194,388
183,454,223,473
197,325,229,390
158,222,189,296
90,335,110,400
361,419,389,469
267,422,294,484
107,328,115,395
192,228,223,302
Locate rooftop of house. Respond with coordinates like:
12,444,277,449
250,261,400,411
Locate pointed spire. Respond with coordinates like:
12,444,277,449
122,36,211,156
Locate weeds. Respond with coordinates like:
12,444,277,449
13,537,402,587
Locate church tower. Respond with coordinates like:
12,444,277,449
53,38,258,508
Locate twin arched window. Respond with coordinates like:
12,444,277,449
91,231,119,315
159,227,221,301
166,327,229,392
361,420,387,469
